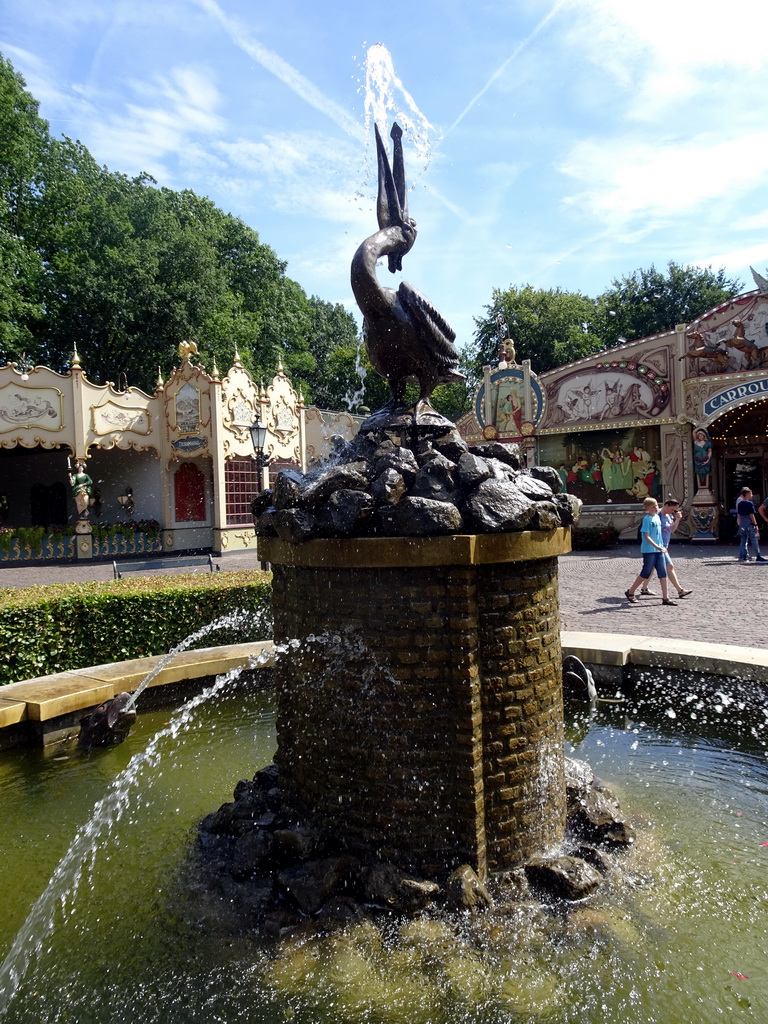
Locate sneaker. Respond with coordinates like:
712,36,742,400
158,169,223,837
662,599,678,606
677,589,693,598
756,557,768,563
640,588,656,596
625,590,637,604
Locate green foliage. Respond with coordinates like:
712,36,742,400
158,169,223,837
0,53,361,398
0,571,272,686
472,285,603,382
594,262,743,346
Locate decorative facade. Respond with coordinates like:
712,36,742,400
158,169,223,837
458,288,768,541
0,346,361,561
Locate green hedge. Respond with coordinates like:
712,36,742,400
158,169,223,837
0,570,272,686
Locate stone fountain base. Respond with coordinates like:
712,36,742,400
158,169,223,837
262,531,571,881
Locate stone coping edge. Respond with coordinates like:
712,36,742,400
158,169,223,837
0,640,275,727
2,632,767,732
259,528,571,569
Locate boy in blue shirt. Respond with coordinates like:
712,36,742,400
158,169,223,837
625,497,677,605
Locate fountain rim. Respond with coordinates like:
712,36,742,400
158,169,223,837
2,632,767,748
258,528,571,569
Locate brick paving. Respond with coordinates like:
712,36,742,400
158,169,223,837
0,541,764,649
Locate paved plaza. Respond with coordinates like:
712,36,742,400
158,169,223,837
0,540,763,650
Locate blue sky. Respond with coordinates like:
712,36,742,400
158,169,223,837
4,0,768,360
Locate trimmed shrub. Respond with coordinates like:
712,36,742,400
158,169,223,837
0,570,272,686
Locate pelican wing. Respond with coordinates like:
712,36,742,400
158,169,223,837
398,281,462,373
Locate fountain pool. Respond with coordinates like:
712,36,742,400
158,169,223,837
0,668,766,1024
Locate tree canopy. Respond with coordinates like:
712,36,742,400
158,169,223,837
0,53,360,401
471,263,744,383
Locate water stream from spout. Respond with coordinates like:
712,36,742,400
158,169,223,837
0,631,276,1017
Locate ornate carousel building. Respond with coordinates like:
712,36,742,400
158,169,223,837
0,344,360,563
458,285,768,542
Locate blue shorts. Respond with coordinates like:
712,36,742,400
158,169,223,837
640,550,667,579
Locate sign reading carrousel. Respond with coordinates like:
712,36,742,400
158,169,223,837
703,376,768,418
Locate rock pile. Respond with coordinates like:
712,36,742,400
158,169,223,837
196,756,635,941
251,427,581,543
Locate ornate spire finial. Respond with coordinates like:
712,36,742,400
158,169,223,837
233,347,242,367
211,357,220,381
72,345,81,369
156,367,164,392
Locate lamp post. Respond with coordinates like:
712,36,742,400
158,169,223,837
248,415,272,477
249,415,272,570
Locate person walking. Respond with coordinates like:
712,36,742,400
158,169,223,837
625,496,677,605
736,487,767,563
638,498,693,598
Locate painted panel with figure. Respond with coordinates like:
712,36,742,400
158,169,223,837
537,426,663,506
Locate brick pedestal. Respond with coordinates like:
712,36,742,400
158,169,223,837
261,530,569,880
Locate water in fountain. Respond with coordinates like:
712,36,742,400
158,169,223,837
1,665,766,1022
0,622,276,1019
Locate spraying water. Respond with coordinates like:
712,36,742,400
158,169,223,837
0,634,276,1017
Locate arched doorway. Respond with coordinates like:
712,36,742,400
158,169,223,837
708,398,768,537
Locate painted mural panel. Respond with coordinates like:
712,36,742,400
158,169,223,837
0,385,63,432
544,362,670,427
537,426,662,506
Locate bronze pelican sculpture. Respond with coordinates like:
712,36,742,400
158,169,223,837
351,123,464,428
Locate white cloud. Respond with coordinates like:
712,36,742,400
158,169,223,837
567,0,768,120
85,65,224,177
559,131,768,228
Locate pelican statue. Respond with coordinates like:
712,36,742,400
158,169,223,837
351,123,464,424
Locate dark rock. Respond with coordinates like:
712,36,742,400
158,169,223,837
455,452,494,490
254,764,279,790
463,479,536,533
278,855,358,915
551,492,582,526
431,430,469,462
524,854,603,901
372,444,419,483
302,465,370,508
203,802,238,836
568,785,636,847
446,864,492,912
322,489,374,535
231,829,274,880
362,863,440,913
250,489,274,519
272,828,327,864
485,457,518,482
376,496,464,536
572,844,612,875
316,895,364,929
530,500,560,531
371,468,407,506
515,473,554,502
273,507,317,543
272,469,305,511
410,452,459,504
468,441,521,470
528,465,562,493
262,905,305,941
254,507,278,537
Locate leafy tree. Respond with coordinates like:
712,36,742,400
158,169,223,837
594,262,743,347
472,285,602,380
0,55,48,358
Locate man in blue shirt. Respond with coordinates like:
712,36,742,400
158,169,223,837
736,487,767,562
625,497,677,605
